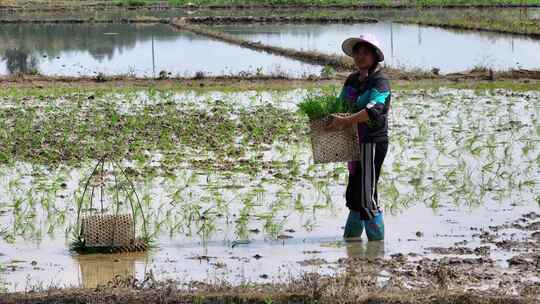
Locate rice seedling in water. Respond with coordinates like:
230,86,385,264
0,87,538,255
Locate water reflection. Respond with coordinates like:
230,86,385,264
345,241,385,259
75,252,149,288
2,48,39,75
0,23,321,77
216,22,540,73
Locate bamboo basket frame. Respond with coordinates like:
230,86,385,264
74,157,149,253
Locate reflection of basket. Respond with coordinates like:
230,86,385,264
78,254,137,288
81,214,135,247
309,114,360,164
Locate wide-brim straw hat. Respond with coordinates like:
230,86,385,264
342,33,384,62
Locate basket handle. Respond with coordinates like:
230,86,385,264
75,157,105,236
112,159,149,241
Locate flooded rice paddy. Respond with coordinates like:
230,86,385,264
2,20,540,77
215,22,540,73
0,87,538,291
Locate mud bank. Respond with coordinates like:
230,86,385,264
1,288,535,304
0,15,377,24
2,71,540,91
184,15,378,24
2,2,540,12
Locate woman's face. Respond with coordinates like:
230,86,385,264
352,43,376,70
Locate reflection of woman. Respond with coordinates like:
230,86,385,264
325,34,391,241
346,239,385,258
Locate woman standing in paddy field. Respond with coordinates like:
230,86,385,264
325,33,391,242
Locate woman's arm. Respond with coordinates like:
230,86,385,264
325,78,390,132
324,110,369,131
325,78,369,131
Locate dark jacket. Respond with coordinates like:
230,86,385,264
338,67,391,143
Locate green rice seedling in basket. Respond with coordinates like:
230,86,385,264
298,88,360,164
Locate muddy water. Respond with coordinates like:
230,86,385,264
0,23,322,77
215,22,540,73
0,88,538,291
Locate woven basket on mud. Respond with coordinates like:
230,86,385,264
309,114,360,164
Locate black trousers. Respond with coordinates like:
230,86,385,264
345,142,388,220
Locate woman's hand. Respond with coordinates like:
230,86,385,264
324,114,353,132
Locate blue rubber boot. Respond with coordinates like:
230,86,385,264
365,211,385,241
343,210,364,240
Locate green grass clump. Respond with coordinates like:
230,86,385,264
298,90,354,121
114,0,154,6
